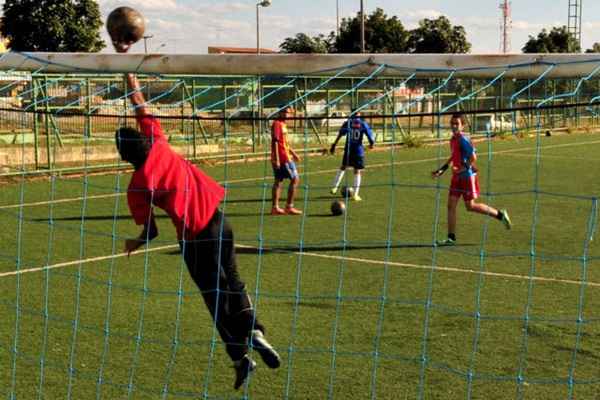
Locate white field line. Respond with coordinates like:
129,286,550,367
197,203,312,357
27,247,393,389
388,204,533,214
496,152,599,161
2,138,600,211
0,245,177,278
0,193,122,210
1,243,598,290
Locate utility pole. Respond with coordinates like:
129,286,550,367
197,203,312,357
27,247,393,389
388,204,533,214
336,0,340,38
360,0,365,53
256,0,272,55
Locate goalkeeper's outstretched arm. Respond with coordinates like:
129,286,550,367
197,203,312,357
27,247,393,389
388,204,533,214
125,73,151,119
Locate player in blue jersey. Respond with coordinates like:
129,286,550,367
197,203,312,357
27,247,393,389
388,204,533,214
329,110,375,201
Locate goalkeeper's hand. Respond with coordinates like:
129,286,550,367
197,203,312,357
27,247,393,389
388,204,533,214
329,144,336,155
431,163,449,178
124,238,145,256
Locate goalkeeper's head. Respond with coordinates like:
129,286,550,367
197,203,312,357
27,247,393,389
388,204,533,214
115,127,151,170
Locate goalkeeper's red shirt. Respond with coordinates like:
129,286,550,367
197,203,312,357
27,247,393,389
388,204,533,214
127,115,225,240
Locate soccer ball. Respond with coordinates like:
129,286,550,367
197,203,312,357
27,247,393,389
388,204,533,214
331,200,346,216
106,7,146,46
340,186,354,198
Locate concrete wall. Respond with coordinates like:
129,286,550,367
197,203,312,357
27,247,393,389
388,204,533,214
0,143,220,172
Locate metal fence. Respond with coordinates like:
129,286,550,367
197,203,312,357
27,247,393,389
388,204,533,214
1,73,598,174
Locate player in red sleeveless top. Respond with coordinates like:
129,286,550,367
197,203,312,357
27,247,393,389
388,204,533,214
270,106,302,215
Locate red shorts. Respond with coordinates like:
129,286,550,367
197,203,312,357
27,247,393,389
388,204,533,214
450,174,480,201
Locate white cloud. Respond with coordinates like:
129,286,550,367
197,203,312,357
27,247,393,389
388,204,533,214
208,2,252,14
98,0,179,12
404,9,443,21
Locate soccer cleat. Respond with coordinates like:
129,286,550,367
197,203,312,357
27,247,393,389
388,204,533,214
352,194,362,202
250,329,281,369
330,188,338,195
285,206,303,215
271,206,286,215
500,209,512,230
436,237,456,246
233,355,257,390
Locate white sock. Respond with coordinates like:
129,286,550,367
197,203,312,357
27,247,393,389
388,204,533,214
353,173,362,196
332,170,345,189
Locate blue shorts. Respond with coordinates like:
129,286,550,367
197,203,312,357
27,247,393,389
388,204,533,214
341,152,365,170
273,161,299,180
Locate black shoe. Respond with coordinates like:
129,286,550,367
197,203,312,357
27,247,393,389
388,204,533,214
233,355,257,390
250,329,281,369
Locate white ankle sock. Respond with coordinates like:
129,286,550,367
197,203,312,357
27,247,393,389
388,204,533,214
332,169,345,189
353,173,362,195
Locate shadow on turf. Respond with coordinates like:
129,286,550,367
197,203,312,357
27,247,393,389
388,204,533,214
32,214,172,222
223,212,341,218
224,198,267,204
164,242,476,257
223,196,343,205
34,212,342,220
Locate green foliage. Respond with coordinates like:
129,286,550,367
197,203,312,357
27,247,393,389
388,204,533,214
408,16,471,53
278,9,470,54
279,33,334,54
585,42,600,53
333,8,409,53
1,0,105,52
400,132,423,148
522,26,580,53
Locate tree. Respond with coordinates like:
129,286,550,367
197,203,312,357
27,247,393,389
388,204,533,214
585,42,600,53
522,26,580,53
1,0,105,52
333,8,410,53
409,16,471,53
279,33,333,54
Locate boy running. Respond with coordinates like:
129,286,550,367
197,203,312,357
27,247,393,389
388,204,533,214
116,67,280,390
431,112,512,245
329,110,375,201
271,106,302,215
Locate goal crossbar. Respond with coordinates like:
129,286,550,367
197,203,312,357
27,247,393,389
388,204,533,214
2,52,600,78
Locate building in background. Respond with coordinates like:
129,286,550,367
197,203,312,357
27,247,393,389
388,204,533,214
208,46,277,54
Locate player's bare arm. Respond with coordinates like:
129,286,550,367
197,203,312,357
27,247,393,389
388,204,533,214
432,156,452,178
111,37,149,118
271,137,280,168
330,132,343,154
125,73,151,118
290,148,300,162
469,153,479,173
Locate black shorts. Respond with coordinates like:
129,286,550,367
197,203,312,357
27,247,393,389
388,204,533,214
180,209,264,361
341,152,365,170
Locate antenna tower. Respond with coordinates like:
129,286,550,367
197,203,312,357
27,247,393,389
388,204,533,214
499,1,512,53
568,0,583,51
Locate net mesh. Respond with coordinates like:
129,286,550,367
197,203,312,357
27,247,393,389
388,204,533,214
2,53,600,399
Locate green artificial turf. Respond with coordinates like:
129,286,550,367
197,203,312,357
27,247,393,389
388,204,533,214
2,132,600,399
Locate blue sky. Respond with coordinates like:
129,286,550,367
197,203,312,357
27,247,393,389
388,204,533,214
6,1,600,53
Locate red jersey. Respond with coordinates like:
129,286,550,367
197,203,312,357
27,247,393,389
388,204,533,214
271,119,292,164
127,115,225,240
